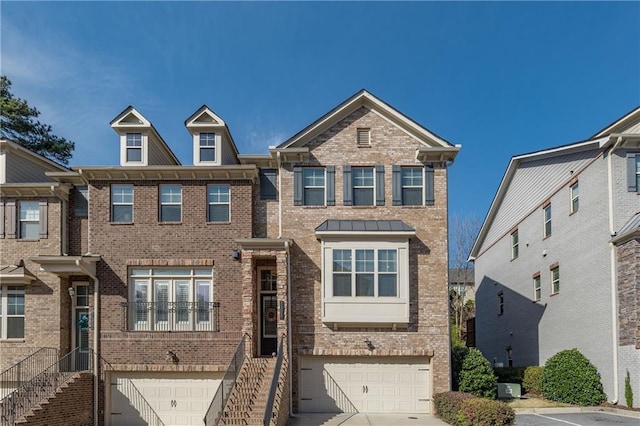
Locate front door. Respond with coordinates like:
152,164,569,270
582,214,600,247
72,283,90,370
259,268,277,356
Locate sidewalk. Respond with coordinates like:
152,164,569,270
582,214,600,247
287,413,448,425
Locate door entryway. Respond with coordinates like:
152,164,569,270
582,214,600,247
72,283,90,370
259,268,277,356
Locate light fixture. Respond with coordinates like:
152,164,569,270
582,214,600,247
364,339,375,351
68,287,75,298
231,249,241,261
166,350,179,364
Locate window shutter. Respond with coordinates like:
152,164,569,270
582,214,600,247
39,201,48,238
392,165,402,206
293,167,303,206
343,165,352,206
425,166,435,206
0,202,4,238
627,153,638,192
326,166,335,206
259,169,278,200
6,201,16,239
376,165,385,206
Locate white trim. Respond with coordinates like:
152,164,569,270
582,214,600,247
120,132,148,167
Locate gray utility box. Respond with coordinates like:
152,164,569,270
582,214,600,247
497,383,521,399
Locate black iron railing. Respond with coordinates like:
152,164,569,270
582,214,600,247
264,334,288,426
120,301,220,332
203,334,248,426
0,348,58,400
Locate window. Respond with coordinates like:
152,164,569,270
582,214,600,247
303,168,325,206
199,133,216,162
533,274,541,301
259,169,278,200
551,266,560,294
357,128,371,147
331,248,398,297
637,155,640,191
570,182,579,213
207,184,230,222
511,229,519,260
498,291,504,315
159,184,182,222
627,153,640,192
19,201,39,239
111,184,133,223
128,268,216,331
401,167,423,206
126,133,142,162
74,186,88,217
73,284,90,352
352,167,375,206
0,286,25,339
543,203,552,238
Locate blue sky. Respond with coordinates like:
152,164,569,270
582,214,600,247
1,1,639,221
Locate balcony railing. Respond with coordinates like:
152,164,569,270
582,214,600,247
120,301,220,332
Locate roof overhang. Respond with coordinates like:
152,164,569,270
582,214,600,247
72,165,259,183
268,147,310,164
416,146,460,164
235,238,292,251
315,219,416,240
0,182,71,199
31,255,101,278
237,154,278,168
600,133,640,151
0,264,37,285
611,229,640,246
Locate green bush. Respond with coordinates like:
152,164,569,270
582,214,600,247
433,391,475,425
523,366,544,395
451,345,470,391
625,370,633,408
459,348,497,399
493,366,527,385
541,349,606,406
456,398,516,426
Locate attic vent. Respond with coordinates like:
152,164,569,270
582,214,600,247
357,128,371,147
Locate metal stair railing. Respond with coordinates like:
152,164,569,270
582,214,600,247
0,347,58,400
264,334,287,426
203,333,248,426
0,347,88,425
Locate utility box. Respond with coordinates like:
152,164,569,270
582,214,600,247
497,383,521,399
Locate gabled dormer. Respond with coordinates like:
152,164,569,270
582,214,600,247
110,106,180,167
185,105,240,166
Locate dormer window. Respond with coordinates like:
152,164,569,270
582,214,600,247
126,133,143,162
199,133,216,162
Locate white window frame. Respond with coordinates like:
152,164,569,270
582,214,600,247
401,167,424,206
0,285,25,340
570,182,579,214
207,184,230,223
159,184,182,223
543,203,552,238
303,167,326,206
111,184,134,223
551,266,560,294
18,201,39,239
197,132,217,164
352,167,375,206
498,291,504,315
636,156,640,190
511,229,519,260
125,133,143,163
129,268,214,331
533,275,541,301
321,239,409,325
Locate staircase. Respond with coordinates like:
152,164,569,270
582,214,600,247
221,357,276,425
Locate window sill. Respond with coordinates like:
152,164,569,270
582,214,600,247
569,210,578,216
543,235,552,240
550,292,560,297
206,221,231,225
159,222,182,225
302,205,327,209
510,256,518,262
532,299,541,303
0,339,26,343
110,222,134,225
351,205,377,209
400,205,428,209
16,239,40,242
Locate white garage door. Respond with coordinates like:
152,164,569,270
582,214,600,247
299,356,430,414
110,372,223,426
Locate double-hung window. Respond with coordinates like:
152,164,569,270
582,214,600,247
129,268,216,331
199,133,216,162
511,229,519,260
111,185,133,223
570,182,579,214
303,168,325,206
533,273,541,301
126,133,142,162
207,184,230,222
543,203,552,238
551,265,560,294
627,153,640,192
401,167,423,206
332,248,398,297
19,201,39,239
0,285,25,339
159,184,182,222
498,291,504,315
74,186,89,217
352,167,375,206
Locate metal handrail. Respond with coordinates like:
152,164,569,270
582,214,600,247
120,301,220,332
0,347,89,425
264,334,287,426
0,347,58,400
203,334,248,426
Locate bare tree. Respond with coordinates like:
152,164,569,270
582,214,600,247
449,213,481,346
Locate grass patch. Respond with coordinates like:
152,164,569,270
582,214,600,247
506,395,573,409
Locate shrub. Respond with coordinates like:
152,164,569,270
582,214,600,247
523,366,544,395
459,348,497,399
625,370,633,408
493,366,527,385
451,345,470,391
456,397,516,426
433,391,475,425
541,348,606,406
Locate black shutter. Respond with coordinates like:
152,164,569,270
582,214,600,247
260,169,278,200
343,165,352,206
425,166,435,206
376,165,385,206
392,165,402,206
293,167,303,206
628,153,638,192
326,166,335,206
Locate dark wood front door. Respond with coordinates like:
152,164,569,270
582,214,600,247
260,294,277,356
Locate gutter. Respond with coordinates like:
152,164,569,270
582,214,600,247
76,259,100,425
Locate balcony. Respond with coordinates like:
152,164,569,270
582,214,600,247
120,301,220,332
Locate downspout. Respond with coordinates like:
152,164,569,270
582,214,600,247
606,137,621,404
277,151,282,239
76,259,100,425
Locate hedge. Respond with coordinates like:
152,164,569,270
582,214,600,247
434,392,476,425
459,348,497,399
434,392,515,426
542,349,606,406
523,366,544,395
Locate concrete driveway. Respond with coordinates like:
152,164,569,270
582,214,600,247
287,413,448,425
515,410,640,425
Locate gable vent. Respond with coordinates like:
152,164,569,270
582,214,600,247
357,128,371,147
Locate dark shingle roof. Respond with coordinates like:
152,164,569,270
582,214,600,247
315,220,415,233
618,212,640,235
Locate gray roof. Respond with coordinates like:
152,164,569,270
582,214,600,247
315,220,415,233
618,212,640,235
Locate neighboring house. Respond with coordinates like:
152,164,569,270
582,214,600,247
448,267,475,347
448,267,475,303
0,89,459,425
470,107,640,406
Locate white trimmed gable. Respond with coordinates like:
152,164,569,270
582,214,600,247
185,105,240,166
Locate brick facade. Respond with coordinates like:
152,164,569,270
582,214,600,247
617,238,640,348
